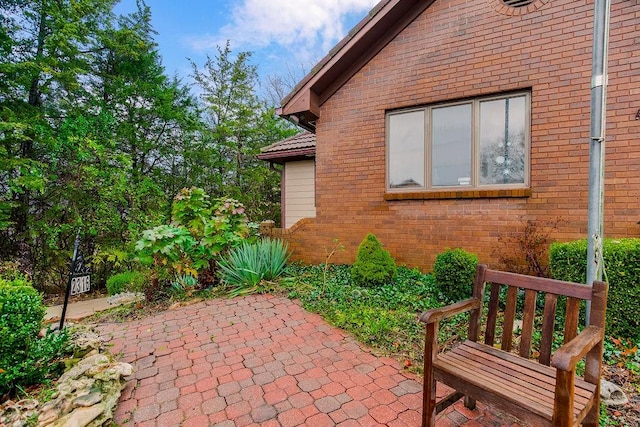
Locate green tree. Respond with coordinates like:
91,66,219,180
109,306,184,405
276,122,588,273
0,0,117,279
191,42,296,222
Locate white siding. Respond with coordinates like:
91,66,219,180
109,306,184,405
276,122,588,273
284,160,316,228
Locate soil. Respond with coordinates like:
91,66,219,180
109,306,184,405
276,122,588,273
602,364,640,426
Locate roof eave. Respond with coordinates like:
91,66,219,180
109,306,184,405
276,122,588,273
257,148,316,164
277,0,434,132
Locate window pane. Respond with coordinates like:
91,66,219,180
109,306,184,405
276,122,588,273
388,111,425,188
479,96,526,185
431,104,472,187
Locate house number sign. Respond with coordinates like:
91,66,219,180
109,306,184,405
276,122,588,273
70,255,91,296
60,231,91,329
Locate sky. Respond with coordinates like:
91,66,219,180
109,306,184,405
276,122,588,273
114,0,380,94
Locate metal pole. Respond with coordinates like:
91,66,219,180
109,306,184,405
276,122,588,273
586,0,611,325
59,230,81,330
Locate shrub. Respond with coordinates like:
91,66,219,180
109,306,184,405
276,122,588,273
0,274,69,395
351,234,397,288
550,238,640,340
106,270,147,295
218,238,290,295
433,248,478,302
493,219,560,277
135,188,256,290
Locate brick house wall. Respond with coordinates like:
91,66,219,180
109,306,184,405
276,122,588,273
272,0,640,272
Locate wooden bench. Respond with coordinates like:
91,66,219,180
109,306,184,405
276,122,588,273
419,264,608,427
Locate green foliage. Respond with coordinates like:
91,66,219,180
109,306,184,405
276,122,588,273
106,271,146,295
284,264,444,367
190,42,297,222
136,188,256,290
218,238,290,296
170,274,199,294
0,0,294,291
350,234,397,288
433,248,478,302
0,274,69,395
550,238,640,339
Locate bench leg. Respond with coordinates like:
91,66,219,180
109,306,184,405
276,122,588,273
464,396,476,410
422,323,437,427
581,391,600,427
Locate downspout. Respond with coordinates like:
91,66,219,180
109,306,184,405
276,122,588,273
586,0,611,324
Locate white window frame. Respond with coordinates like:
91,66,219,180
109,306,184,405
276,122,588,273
386,92,531,192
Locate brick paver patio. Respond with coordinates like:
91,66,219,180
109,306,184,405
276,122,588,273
97,294,521,426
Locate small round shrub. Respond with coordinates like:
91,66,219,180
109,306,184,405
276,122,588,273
0,274,69,395
106,270,146,295
351,234,397,288
433,248,478,302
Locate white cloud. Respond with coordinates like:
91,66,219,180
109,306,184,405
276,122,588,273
185,0,379,66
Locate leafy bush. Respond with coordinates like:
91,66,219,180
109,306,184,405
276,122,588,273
433,248,478,302
106,270,146,295
135,188,256,292
0,274,69,395
351,234,397,288
218,238,289,296
550,238,640,339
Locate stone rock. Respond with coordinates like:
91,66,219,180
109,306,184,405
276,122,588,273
16,399,38,411
93,362,133,381
601,378,628,407
72,392,102,407
58,354,109,383
51,404,104,427
107,292,144,306
5,326,135,427
37,407,59,426
70,329,104,356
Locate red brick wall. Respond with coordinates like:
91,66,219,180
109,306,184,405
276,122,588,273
277,0,640,272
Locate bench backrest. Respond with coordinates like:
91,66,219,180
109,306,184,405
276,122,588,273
468,264,608,365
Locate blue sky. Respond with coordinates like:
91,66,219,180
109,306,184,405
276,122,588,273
114,0,380,91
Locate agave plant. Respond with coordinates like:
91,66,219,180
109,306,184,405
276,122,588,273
217,238,290,296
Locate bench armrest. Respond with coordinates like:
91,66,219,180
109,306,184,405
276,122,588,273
551,325,604,371
419,298,480,325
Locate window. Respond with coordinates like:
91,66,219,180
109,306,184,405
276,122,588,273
387,92,530,192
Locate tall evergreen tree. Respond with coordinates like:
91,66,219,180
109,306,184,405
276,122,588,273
191,42,296,222
0,0,117,278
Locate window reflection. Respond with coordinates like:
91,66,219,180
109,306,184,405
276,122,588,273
388,111,424,188
432,104,472,187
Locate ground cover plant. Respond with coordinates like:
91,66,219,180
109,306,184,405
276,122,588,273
282,263,466,370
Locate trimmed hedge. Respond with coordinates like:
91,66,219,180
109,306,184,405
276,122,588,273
433,248,478,302
550,238,640,340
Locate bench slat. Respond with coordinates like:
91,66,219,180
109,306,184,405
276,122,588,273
564,297,580,344
435,342,596,421
464,341,596,398
502,286,518,352
484,282,501,346
484,270,594,300
520,289,537,358
454,342,595,401
539,293,558,366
